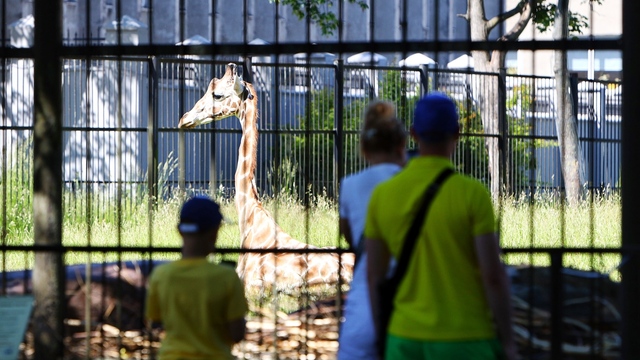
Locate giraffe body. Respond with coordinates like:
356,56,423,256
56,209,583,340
179,63,354,288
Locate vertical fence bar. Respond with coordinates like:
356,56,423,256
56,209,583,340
0,3,627,359
334,59,344,199
115,1,125,354
177,0,187,194
81,5,93,358
569,73,578,119
549,251,564,359
148,57,158,205
498,69,508,195
82,32,93,360
419,63,429,94
1,0,8,296
621,0,640,358
33,0,64,358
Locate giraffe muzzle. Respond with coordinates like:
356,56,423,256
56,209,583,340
178,116,196,129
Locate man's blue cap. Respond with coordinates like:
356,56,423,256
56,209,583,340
178,196,223,233
413,92,460,141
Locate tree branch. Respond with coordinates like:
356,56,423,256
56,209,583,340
498,0,534,42
488,0,534,69
457,12,469,21
486,0,526,33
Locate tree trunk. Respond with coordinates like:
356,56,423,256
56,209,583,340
467,0,504,200
473,60,503,200
465,0,535,200
33,1,64,359
553,0,583,205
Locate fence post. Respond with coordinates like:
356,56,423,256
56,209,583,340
419,63,429,94
569,73,578,117
177,57,189,194
334,59,344,200
549,251,564,360
599,85,606,128
498,68,509,195
272,60,281,199
148,56,158,205
33,0,64,359
621,0,640,358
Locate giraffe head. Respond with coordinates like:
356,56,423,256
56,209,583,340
178,63,253,129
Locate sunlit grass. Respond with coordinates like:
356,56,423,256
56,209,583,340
2,188,622,280
0,142,622,280
499,191,622,280
1,189,345,271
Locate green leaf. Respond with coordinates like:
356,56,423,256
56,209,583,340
270,0,369,36
533,0,598,36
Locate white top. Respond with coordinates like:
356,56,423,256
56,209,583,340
337,163,402,360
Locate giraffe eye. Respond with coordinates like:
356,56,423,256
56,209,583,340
213,93,223,100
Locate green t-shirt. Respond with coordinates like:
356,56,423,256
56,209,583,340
365,156,497,341
146,258,247,360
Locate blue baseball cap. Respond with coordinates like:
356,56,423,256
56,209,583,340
413,92,460,141
178,196,223,233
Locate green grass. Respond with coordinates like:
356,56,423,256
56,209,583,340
0,190,345,270
1,140,623,281
1,188,622,277
498,191,622,280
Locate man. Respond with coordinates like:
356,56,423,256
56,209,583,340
365,93,517,359
146,196,247,360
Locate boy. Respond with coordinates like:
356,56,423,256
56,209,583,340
146,196,247,360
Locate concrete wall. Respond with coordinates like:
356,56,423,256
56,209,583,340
5,0,491,58
505,0,623,77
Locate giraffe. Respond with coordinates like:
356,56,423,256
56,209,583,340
178,63,354,288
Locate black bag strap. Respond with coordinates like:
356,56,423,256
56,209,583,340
389,168,454,285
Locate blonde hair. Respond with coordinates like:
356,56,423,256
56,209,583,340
360,101,407,154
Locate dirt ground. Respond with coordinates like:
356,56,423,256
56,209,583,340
6,263,622,359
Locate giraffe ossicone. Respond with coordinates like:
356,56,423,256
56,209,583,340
179,63,354,288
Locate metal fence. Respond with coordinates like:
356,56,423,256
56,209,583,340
0,54,625,360
0,1,635,360
3,58,620,200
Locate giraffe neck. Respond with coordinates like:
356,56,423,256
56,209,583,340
235,84,260,239
233,83,309,251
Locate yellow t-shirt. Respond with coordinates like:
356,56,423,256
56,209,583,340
365,156,497,341
146,258,247,360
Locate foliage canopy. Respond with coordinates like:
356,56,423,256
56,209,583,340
269,0,368,36
274,0,603,38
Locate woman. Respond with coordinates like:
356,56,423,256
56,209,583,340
337,100,408,360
